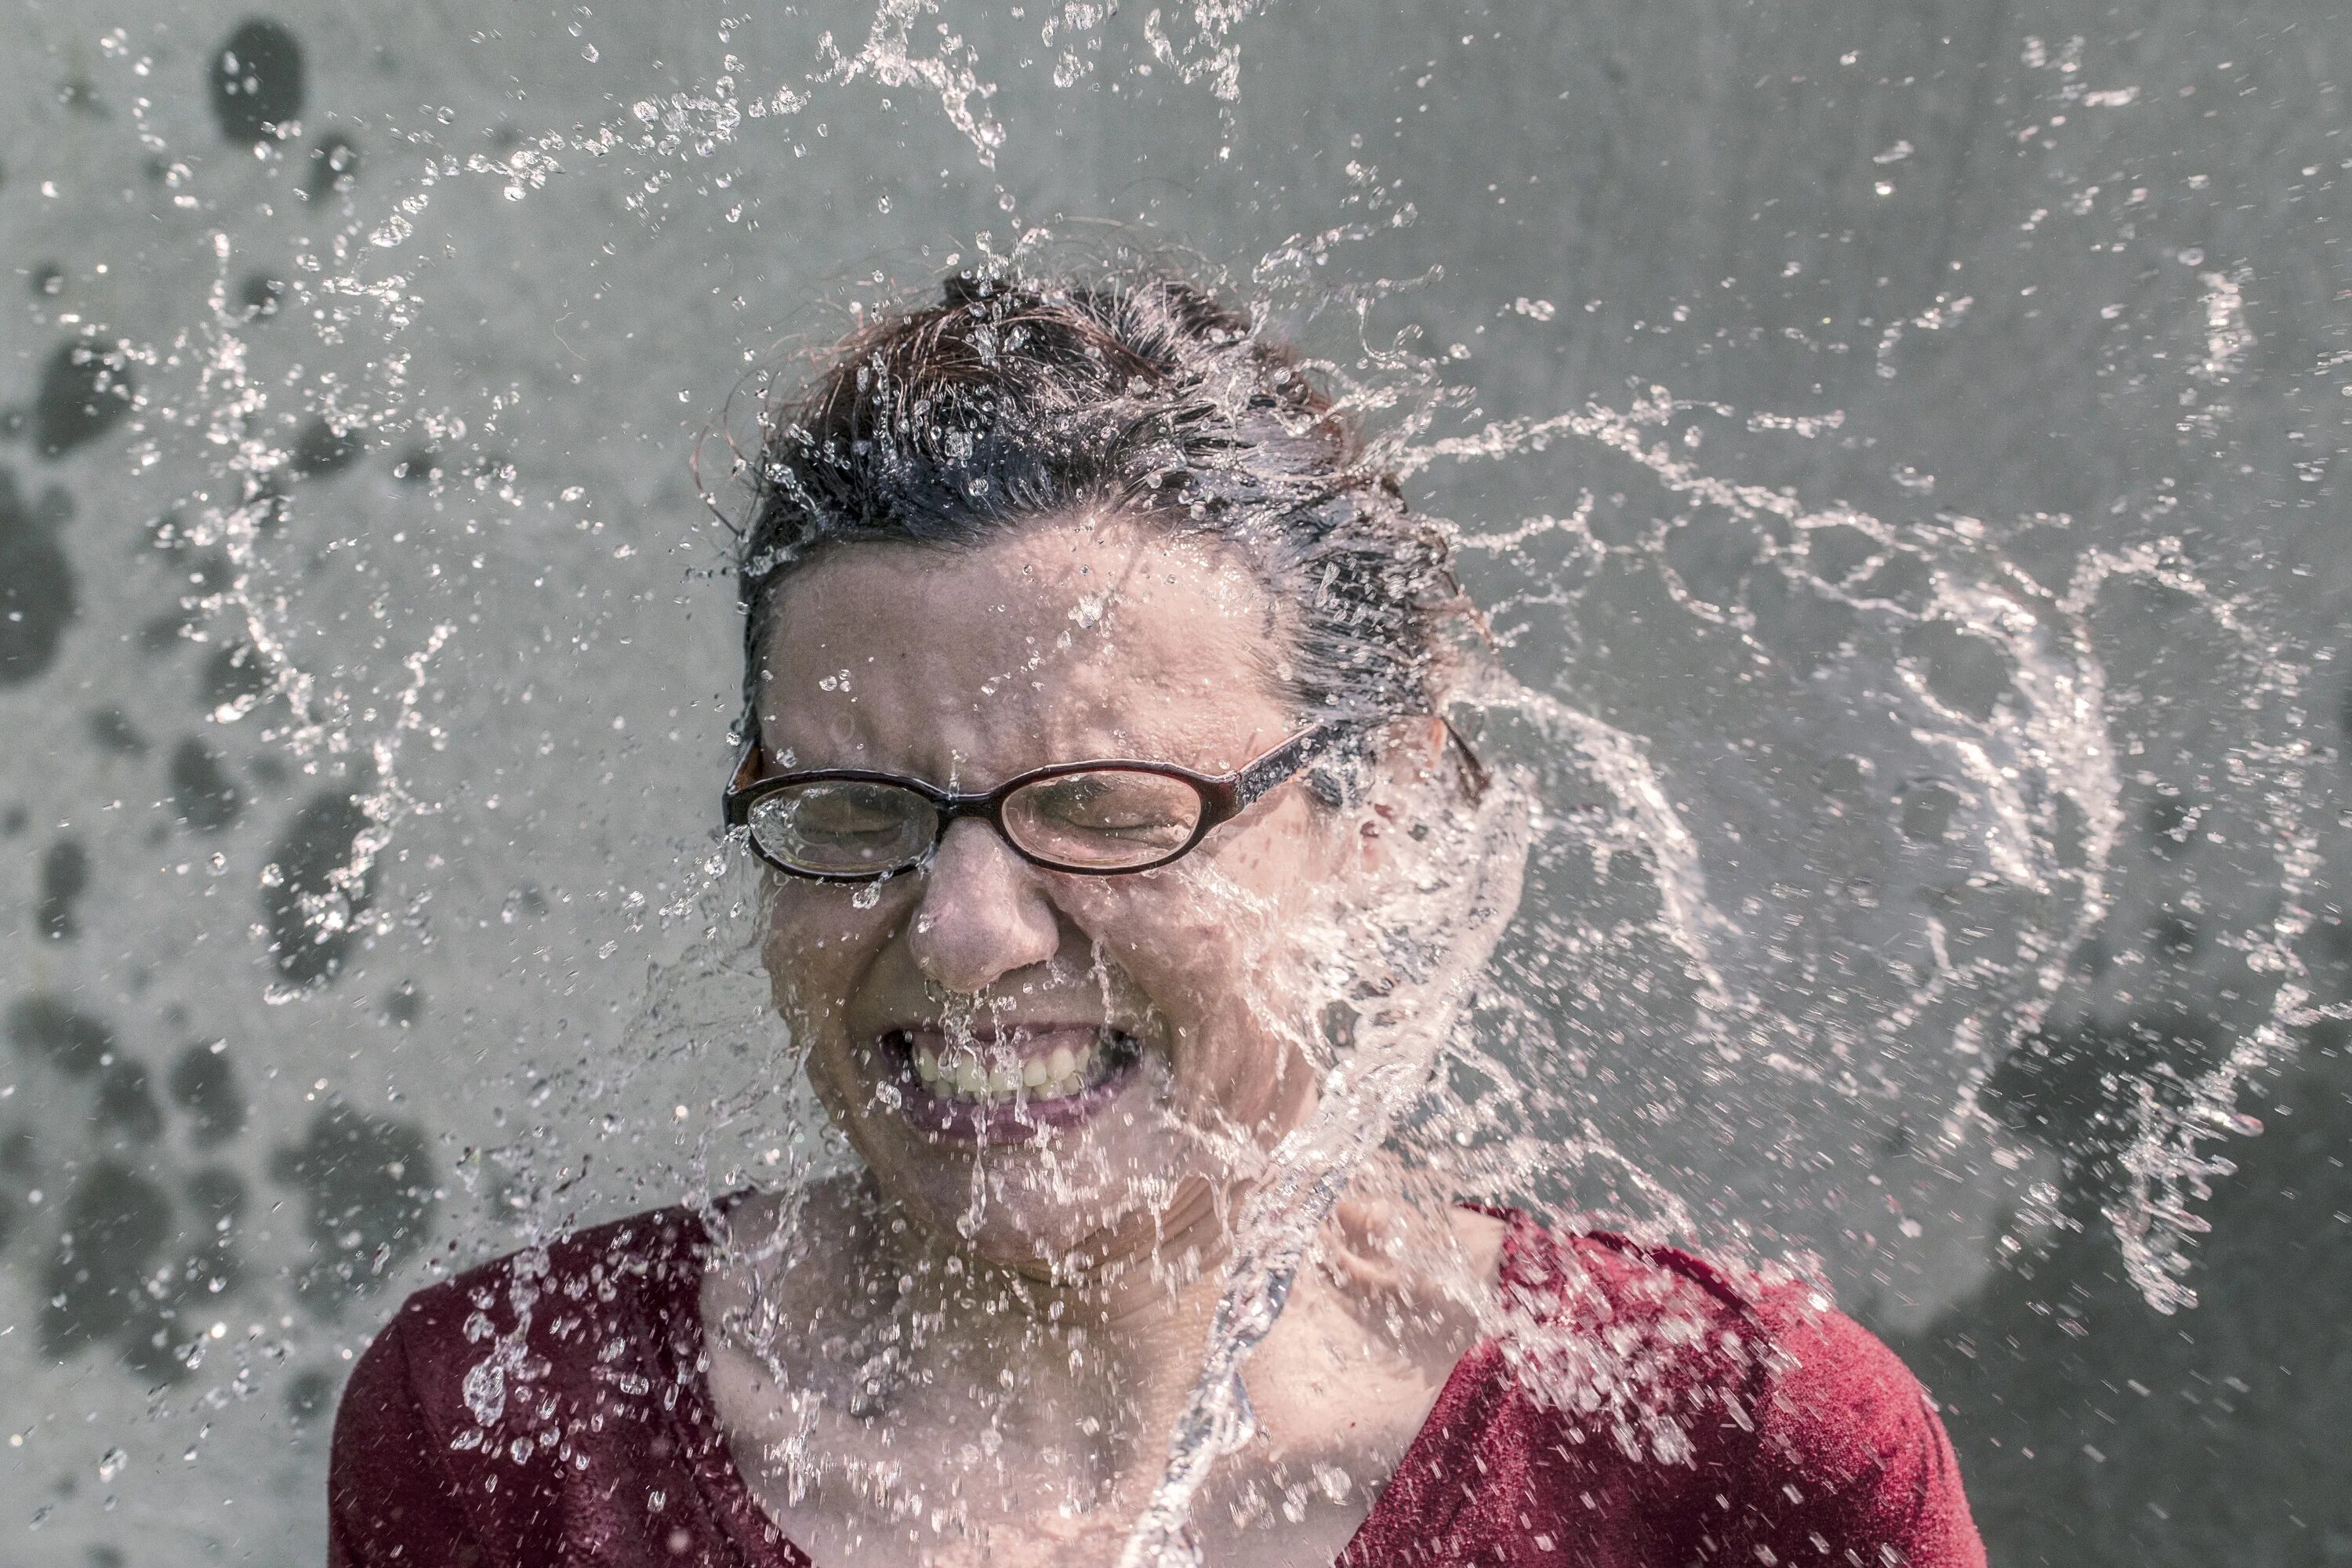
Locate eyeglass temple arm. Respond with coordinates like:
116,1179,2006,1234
1232,724,1336,809
723,735,764,820
1231,719,1490,811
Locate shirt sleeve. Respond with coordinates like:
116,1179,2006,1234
328,1308,493,1568
1715,1289,1987,1568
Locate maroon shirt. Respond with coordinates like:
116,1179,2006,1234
330,1204,1984,1566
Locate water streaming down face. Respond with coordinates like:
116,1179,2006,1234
0,2,2343,1564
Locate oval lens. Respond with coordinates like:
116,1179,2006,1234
747,779,935,876
1002,769,1205,869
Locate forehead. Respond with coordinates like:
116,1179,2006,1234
757,514,1294,775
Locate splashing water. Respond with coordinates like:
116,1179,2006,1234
9,5,2340,1564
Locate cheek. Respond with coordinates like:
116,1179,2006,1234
1058,858,1327,1025
757,882,902,1023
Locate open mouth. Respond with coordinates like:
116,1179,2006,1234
879,1024,1145,1142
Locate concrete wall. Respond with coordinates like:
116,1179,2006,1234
0,0,2343,1562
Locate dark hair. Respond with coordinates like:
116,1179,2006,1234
734,270,1466,748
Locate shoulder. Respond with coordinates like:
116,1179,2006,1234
339,1203,712,1464
383,1203,710,1353
1512,1221,1956,1458
1490,1218,1982,1565
331,1203,747,1566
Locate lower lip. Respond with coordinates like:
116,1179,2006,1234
880,1029,1142,1145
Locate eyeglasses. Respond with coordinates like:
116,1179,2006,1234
722,724,1344,882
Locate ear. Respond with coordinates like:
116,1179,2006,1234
1392,715,1450,779
1338,717,1452,876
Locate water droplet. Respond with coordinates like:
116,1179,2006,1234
461,1358,506,1426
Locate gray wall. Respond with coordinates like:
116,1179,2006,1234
0,0,2344,1563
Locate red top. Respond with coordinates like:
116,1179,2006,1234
330,1204,1984,1567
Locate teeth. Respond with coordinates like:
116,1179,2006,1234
915,1035,1113,1106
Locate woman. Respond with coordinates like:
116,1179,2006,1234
329,272,1984,1567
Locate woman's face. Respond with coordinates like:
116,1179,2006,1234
755,514,1366,1288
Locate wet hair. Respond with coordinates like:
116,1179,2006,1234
735,270,1466,757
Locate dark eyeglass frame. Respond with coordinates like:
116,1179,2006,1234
722,724,1345,882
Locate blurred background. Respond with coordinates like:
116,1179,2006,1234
0,0,2345,1563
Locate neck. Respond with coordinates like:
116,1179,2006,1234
867,1184,1238,1369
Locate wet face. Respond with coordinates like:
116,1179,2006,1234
756,514,1362,1288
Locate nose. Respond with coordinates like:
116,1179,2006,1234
906,818,1062,993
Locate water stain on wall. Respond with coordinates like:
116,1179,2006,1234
85,708,147,755
93,1059,164,1144
32,340,136,459
0,468,76,684
201,641,270,721
38,837,89,941
6,995,114,1079
269,1105,435,1313
288,417,364,480
168,738,242,833
260,789,375,985
282,1367,336,1432
40,1160,172,1356
209,19,304,146
167,1041,247,1148
304,131,360,201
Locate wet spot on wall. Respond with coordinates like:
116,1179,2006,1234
1901,619,2020,722
1746,571,1857,678
283,1367,336,1430
6,996,114,1079
209,20,304,146
289,417,364,479
94,1060,164,1143
270,1105,435,1312
383,981,423,1026
86,708,147,755
306,132,360,201
237,274,285,321
59,75,104,118
138,611,195,655
167,1041,247,1148
118,1167,249,1383
2147,905,2203,960
40,1160,172,1356
38,837,89,941
261,789,376,985
1984,1007,2227,1217
1899,779,1962,842
390,446,440,484
33,339,136,459
0,467,77,684
2142,784,2204,856
187,550,235,597
1814,753,1871,814
0,1134,23,1250
201,642,271,720
169,738,242,833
